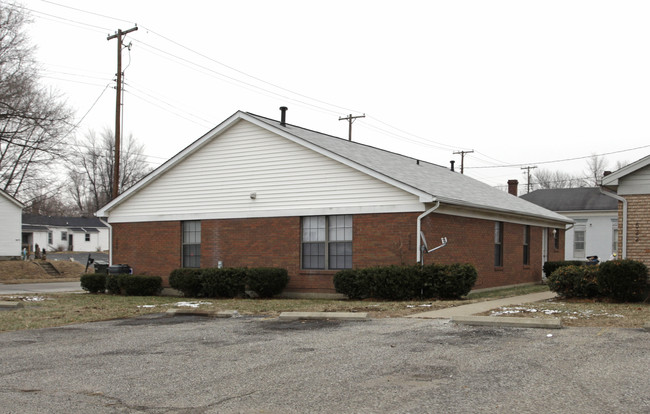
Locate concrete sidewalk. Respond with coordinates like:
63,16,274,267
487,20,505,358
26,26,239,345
406,290,557,319
0,281,83,295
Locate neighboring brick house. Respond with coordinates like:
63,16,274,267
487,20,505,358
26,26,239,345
601,154,650,267
0,189,23,260
520,188,618,262
21,215,109,254
96,109,571,295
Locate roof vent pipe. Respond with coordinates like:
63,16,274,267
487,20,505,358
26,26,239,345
280,106,288,126
450,160,455,172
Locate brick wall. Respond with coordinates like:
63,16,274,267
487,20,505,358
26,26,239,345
111,211,563,293
622,194,650,266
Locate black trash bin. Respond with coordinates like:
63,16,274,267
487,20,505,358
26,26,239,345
586,255,599,266
108,264,132,275
94,260,109,274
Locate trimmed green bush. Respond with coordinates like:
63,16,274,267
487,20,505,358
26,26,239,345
80,273,106,294
543,260,585,277
333,269,370,300
169,268,203,297
118,274,162,296
597,259,648,302
435,263,478,299
246,267,289,298
105,274,122,295
369,265,421,300
547,265,599,298
201,268,247,298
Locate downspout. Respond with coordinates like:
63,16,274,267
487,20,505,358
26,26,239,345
600,188,627,259
416,200,440,263
99,217,113,266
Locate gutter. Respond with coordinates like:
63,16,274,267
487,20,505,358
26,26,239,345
98,217,113,265
416,200,440,263
599,188,627,258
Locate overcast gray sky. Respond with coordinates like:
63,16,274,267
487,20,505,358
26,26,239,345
16,0,650,190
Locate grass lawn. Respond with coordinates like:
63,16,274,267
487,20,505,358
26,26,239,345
1,284,648,332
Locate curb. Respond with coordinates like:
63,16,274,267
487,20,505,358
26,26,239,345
0,301,23,309
644,321,650,332
165,309,239,318
279,312,368,321
451,315,562,329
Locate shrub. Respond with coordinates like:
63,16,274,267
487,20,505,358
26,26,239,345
105,274,122,295
169,268,203,297
334,269,370,300
547,265,600,298
118,274,162,296
246,267,289,298
368,265,422,300
436,263,478,299
201,268,247,298
543,260,585,277
597,259,648,302
80,273,106,294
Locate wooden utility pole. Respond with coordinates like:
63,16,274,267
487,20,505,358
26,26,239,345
521,165,538,193
452,150,474,174
338,114,365,141
107,26,138,201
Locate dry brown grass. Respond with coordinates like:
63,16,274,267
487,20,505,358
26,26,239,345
479,298,650,328
0,260,85,283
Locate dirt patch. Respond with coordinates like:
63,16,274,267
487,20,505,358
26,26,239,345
0,260,85,282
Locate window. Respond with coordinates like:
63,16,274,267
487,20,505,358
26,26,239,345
494,222,503,267
302,215,353,270
523,225,530,265
61,231,67,241
182,221,201,268
85,233,91,242
573,220,587,259
48,231,53,244
611,219,618,255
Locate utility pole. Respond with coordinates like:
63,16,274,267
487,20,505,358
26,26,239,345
338,114,365,141
521,165,537,194
452,150,474,174
107,26,138,201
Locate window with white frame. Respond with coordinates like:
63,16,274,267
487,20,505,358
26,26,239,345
85,233,91,242
48,231,53,244
523,225,530,265
573,220,587,258
302,215,353,270
61,231,67,241
182,221,201,268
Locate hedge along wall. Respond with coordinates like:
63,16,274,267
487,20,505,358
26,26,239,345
420,213,555,289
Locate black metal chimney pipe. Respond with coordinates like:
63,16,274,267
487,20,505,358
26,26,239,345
450,160,455,172
280,106,288,126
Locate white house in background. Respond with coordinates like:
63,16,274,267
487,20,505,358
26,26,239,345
22,215,109,253
0,190,24,260
520,187,618,261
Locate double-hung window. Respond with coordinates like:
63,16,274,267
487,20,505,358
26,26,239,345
494,222,504,267
302,215,352,270
523,225,530,265
182,221,201,268
61,231,67,241
573,220,587,259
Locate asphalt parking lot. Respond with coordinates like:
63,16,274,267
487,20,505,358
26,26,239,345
1,315,648,413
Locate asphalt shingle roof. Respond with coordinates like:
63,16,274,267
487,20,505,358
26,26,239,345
520,188,618,212
22,215,107,228
247,113,572,224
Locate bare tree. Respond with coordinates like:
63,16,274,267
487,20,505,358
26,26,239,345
67,128,151,215
0,4,74,199
585,154,608,186
533,168,586,189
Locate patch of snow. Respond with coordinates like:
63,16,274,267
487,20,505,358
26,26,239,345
175,301,212,308
138,305,157,308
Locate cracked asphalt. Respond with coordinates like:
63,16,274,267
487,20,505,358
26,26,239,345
0,314,648,413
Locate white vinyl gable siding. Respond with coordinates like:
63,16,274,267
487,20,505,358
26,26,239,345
617,165,650,195
0,194,22,257
108,121,421,222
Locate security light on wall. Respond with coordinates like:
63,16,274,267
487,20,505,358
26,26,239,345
250,192,257,199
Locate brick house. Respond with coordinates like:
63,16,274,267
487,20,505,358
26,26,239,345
96,109,571,295
602,154,650,267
